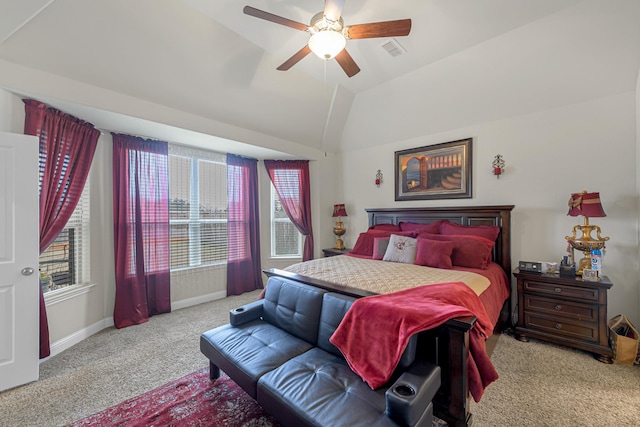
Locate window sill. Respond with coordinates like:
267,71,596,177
171,263,226,274
268,257,302,263
43,283,97,306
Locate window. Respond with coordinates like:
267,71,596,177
38,178,90,293
169,145,227,270
270,184,302,258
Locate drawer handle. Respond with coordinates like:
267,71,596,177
555,323,563,329
554,287,562,293
555,304,562,310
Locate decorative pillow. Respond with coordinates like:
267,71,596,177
350,232,379,257
350,230,415,258
372,237,390,260
414,238,454,269
417,232,494,269
369,223,401,232
383,234,418,264
399,220,443,234
439,221,500,242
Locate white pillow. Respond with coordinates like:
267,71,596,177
383,234,418,264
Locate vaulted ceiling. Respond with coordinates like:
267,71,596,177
1,0,639,158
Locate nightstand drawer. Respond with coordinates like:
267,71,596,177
515,270,613,362
523,280,598,302
523,294,597,322
523,312,598,343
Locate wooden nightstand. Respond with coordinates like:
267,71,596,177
513,269,613,363
322,248,351,257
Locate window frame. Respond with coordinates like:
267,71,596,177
38,175,91,295
168,147,228,271
270,184,303,259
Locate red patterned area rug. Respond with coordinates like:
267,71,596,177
68,368,282,427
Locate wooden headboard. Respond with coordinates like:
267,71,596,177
366,205,514,277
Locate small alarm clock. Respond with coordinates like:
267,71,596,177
518,261,542,273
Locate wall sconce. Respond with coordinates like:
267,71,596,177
375,170,383,187
332,204,348,250
492,154,505,179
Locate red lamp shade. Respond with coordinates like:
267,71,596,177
567,191,606,218
332,204,347,217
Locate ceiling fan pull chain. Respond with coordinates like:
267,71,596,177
324,60,327,97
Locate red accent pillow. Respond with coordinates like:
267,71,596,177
417,232,495,269
350,230,415,258
439,221,500,242
399,220,443,234
414,238,454,269
369,223,401,232
372,237,390,260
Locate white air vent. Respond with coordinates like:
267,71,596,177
381,38,407,57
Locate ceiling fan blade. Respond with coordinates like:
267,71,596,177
277,45,312,71
335,49,361,77
345,19,412,39
323,0,345,22
243,6,309,32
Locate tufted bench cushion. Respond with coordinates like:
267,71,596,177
200,320,313,398
200,277,327,398
258,347,398,427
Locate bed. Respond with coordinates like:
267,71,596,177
264,205,514,427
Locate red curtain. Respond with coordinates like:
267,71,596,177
23,99,99,359
112,134,171,329
226,154,263,295
263,160,314,261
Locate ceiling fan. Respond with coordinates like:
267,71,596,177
243,0,411,77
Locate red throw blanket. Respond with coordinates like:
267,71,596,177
329,282,498,402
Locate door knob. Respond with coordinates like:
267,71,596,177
21,267,35,276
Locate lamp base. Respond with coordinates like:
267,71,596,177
566,219,608,276
576,254,593,276
333,219,346,251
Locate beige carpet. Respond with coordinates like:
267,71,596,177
471,333,640,426
1,290,638,427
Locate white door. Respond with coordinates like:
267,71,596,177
0,131,39,391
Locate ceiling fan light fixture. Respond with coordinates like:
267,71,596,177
308,30,346,59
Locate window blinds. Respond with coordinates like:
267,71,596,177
168,145,227,270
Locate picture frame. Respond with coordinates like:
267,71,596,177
395,138,472,201
582,268,599,282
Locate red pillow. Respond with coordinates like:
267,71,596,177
350,230,415,258
399,220,443,234
372,237,390,260
414,238,454,269
439,221,500,242
417,232,494,269
369,223,401,232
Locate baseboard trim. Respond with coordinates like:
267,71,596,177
44,291,228,360
45,317,114,360
171,290,227,311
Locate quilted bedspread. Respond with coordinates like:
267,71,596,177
283,255,490,296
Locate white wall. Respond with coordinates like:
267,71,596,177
636,68,640,325
340,91,639,325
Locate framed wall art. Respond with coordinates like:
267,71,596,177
395,138,472,201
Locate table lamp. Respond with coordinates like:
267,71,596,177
565,191,609,275
332,204,348,250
